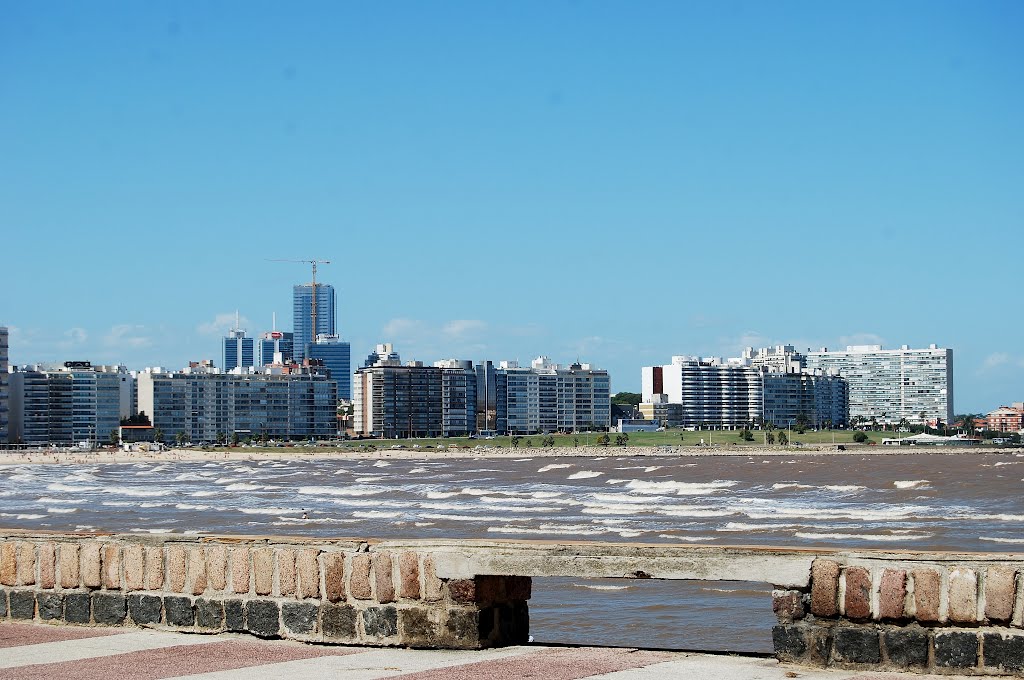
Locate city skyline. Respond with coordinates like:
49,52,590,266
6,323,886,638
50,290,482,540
3,2,1022,412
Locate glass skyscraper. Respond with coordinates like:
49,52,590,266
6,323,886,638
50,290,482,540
306,335,352,400
223,329,255,371
259,331,294,366
293,284,336,362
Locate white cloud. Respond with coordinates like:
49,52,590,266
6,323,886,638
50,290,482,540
197,312,249,337
381,318,426,339
103,324,152,349
442,319,487,340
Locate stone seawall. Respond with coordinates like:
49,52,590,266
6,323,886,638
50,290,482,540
2,530,1022,675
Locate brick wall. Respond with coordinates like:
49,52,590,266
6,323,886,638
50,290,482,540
0,532,530,649
773,558,1024,675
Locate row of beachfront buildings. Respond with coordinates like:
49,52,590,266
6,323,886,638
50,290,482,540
4,322,1015,444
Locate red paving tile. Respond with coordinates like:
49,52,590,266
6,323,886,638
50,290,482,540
0,621,122,648
397,646,674,680
0,638,362,680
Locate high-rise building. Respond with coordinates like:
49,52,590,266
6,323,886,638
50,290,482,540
497,357,610,434
307,335,352,400
223,326,255,372
353,359,444,439
435,360,477,437
0,326,8,443
805,344,953,425
137,364,337,443
259,331,294,366
9,362,133,445
293,283,336,362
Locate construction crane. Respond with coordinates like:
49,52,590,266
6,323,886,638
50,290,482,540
268,259,331,345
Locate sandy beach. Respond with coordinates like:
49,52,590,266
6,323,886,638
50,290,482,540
0,443,1017,465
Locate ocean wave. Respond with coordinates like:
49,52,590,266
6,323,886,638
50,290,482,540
742,505,929,521
979,536,1024,544
893,480,930,489
823,485,866,493
46,483,99,492
48,507,77,514
659,507,736,518
352,510,401,518
771,483,815,490
298,485,384,497
175,503,210,510
16,513,46,519
101,486,172,497
625,479,738,495
425,491,459,499
794,531,930,541
130,528,174,534
420,513,507,522
573,584,631,591
36,496,83,504
237,507,301,515
538,464,573,473
225,483,262,491
191,491,218,497
488,525,609,536
372,460,392,467
656,534,714,542
567,471,603,480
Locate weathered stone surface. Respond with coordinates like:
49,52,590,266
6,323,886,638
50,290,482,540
277,549,295,596
37,592,64,620
230,547,250,594
912,569,941,622
167,546,187,593
64,592,91,623
362,605,398,638
253,548,274,596
773,625,809,660
948,568,978,623
102,544,121,589
810,559,840,617
373,553,395,604
195,598,224,630
124,545,145,591
506,576,532,601
164,595,195,627
0,589,6,617
398,552,420,599
323,552,345,602
92,592,127,625
245,600,280,638
145,546,164,591
984,567,1017,623
350,554,372,600
187,547,207,595
877,569,906,620
322,603,357,639
772,589,805,623
38,543,56,589
448,579,476,604
224,599,244,631
60,544,80,589
17,542,36,586
296,549,319,599
9,590,35,619
400,607,439,647
282,601,318,634
82,543,102,589
444,608,479,648
0,542,15,586
424,555,442,602
843,567,872,621
983,632,1024,672
935,631,979,668
206,546,227,591
128,593,163,625
884,628,928,667
832,627,880,664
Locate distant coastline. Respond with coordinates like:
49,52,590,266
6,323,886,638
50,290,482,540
0,443,1019,466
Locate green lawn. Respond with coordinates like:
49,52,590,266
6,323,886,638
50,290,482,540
232,428,895,452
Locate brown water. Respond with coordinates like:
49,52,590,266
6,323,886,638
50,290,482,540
1,452,1021,651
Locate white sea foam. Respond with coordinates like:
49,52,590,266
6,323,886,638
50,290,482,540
979,536,1024,544
771,483,815,490
131,528,174,534
625,479,737,495
659,507,735,518
719,522,803,532
656,534,714,542
191,491,218,497
420,513,507,522
101,486,172,497
36,497,83,504
823,485,866,493
48,507,78,514
373,460,392,467
567,471,603,480
742,505,928,521
644,466,663,472
46,482,99,492
574,584,630,591
176,503,210,510
225,483,262,491
538,464,573,473
16,513,46,519
298,485,384,497
488,525,608,536
425,491,459,499
893,480,930,489
352,510,401,519
237,507,300,515
589,493,672,504
174,473,206,482
794,531,930,541
408,468,428,474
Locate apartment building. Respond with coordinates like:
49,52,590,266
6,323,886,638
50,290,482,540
805,344,953,425
0,327,8,443
983,403,1024,433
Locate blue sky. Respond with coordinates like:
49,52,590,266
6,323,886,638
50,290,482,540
2,1,1021,412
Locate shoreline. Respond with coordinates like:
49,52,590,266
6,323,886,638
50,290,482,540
0,443,1020,466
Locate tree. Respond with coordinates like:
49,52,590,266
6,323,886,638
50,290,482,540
525,438,533,448
511,435,522,449
597,433,611,446
739,428,754,442
216,431,227,446
795,414,810,434
615,433,630,446
231,431,240,446
679,432,685,443
175,431,186,446
853,431,869,443
153,428,164,443
108,429,120,448
777,431,789,446
898,417,910,432
766,431,775,445
573,437,579,447
611,392,642,406
542,435,556,447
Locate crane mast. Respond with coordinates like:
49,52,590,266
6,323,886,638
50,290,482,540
267,258,331,352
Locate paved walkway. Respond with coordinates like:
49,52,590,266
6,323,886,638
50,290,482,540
0,622,979,680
